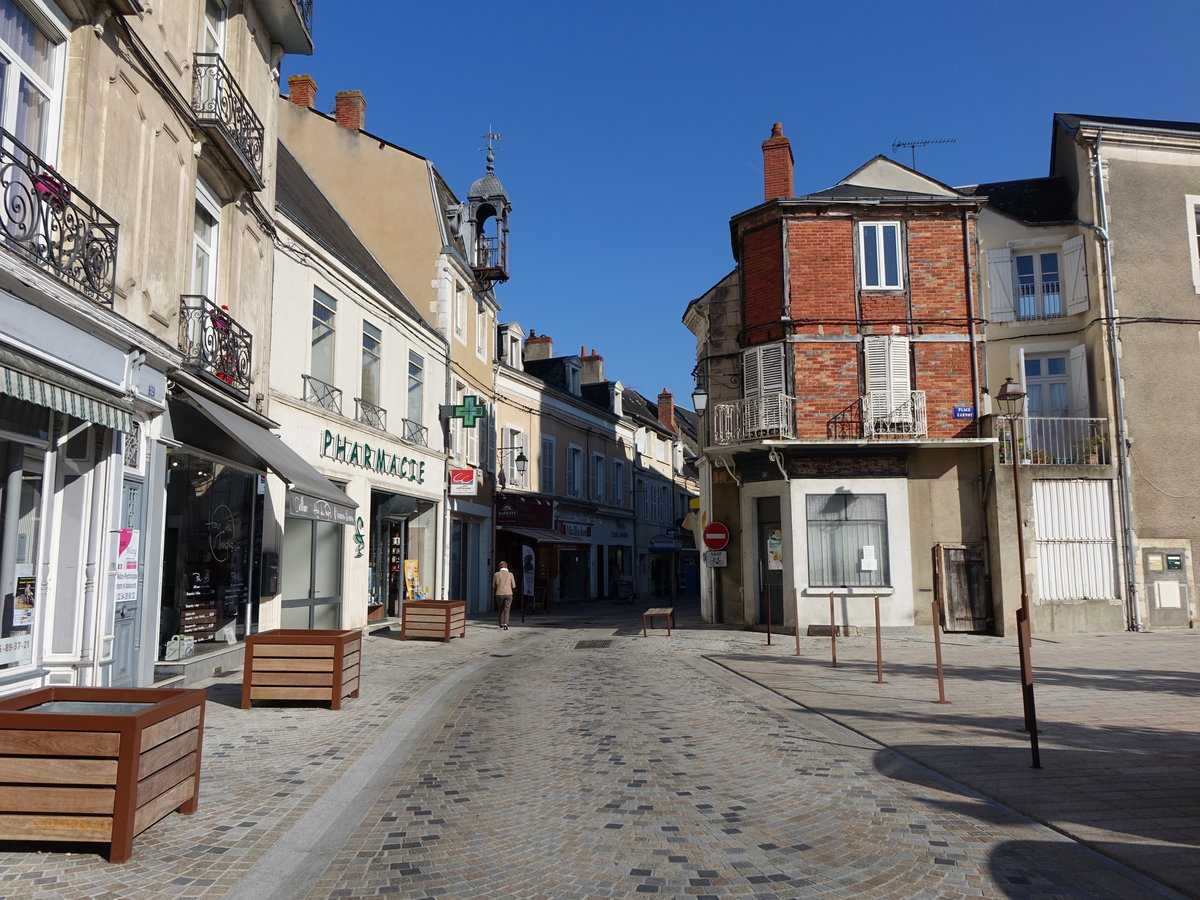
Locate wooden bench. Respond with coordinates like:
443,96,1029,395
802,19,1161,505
642,606,675,636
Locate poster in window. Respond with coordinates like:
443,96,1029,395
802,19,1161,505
522,544,535,596
404,559,424,599
114,528,139,605
766,529,783,571
12,577,35,628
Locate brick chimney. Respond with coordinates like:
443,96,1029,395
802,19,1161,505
287,74,317,109
524,330,553,361
762,122,793,201
657,388,676,433
580,348,604,384
334,90,366,131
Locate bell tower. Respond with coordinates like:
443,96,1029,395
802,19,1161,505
465,129,511,285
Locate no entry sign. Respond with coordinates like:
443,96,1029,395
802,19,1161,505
702,522,730,550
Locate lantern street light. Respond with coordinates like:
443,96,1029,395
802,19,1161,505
690,385,709,415
996,376,1041,769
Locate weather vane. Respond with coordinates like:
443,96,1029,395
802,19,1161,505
480,126,503,170
891,137,956,170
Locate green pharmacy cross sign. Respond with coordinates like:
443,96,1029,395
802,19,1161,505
440,395,488,428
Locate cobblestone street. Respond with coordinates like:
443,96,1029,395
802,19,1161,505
0,604,1188,899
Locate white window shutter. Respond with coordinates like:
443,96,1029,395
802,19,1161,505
888,336,912,420
1063,235,1089,315
864,336,890,417
1068,345,1090,418
742,347,761,399
760,343,785,395
987,248,1016,322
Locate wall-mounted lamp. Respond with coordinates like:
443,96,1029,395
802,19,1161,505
691,386,709,414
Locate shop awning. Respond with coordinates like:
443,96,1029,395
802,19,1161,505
499,526,575,544
179,386,357,521
0,345,134,433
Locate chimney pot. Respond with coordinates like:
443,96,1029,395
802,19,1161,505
334,90,367,131
761,121,794,201
287,74,317,109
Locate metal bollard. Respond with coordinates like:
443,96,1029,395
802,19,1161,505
794,588,801,656
932,599,949,704
829,592,837,668
874,595,885,684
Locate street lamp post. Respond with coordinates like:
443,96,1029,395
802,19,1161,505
995,377,1041,769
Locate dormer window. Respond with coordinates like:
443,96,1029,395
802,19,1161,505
566,363,581,395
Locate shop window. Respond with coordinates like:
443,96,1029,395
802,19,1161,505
806,493,890,587
0,441,43,672
160,450,259,657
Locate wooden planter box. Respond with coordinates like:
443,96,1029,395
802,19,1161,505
0,686,206,863
401,599,466,642
240,629,361,710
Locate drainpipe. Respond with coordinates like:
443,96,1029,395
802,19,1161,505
1084,132,1142,631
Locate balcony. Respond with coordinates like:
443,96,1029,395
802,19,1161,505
999,417,1112,465
355,397,386,431
712,394,796,445
0,130,118,305
303,374,342,414
192,53,265,190
179,295,252,399
861,391,928,439
257,0,314,55
401,418,429,447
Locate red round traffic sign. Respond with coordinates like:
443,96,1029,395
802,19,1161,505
703,522,730,550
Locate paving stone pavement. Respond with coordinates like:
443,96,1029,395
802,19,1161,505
0,600,1190,900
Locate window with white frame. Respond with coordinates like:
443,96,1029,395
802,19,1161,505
202,0,226,55
476,304,487,360
566,363,581,395
191,179,221,299
360,321,381,407
503,427,526,488
655,434,668,463
807,493,890,587
454,281,466,339
540,436,555,493
566,445,583,497
407,350,423,428
987,236,1087,321
0,0,64,158
310,288,336,386
610,460,624,506
1186,195,1200,293
863,335,912,424
592,453,605,503
858,221,903,290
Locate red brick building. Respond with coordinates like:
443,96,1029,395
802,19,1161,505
685,124,994,633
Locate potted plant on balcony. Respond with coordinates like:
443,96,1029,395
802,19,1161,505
1076,430,1107,464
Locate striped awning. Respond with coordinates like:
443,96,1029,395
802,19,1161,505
0,350,135,434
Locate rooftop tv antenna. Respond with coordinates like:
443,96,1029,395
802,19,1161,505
891,137,956,170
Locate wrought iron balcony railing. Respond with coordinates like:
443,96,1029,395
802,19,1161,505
999,417,1112,465
1016,279,1063,320
355,397,386,431
0,130,119,305
861,390,928,438
402,418,429,447
302,374,342,414
192,53,265,188
712,393,796,445
179,295,252,399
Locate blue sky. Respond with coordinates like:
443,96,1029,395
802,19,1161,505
281,0,1198,406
